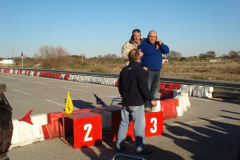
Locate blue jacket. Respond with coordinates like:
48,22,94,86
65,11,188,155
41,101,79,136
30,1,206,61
138,39,169,70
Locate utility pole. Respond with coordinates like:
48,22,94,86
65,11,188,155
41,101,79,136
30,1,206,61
12,47,14,63
81,51,83,62
218,49,220,61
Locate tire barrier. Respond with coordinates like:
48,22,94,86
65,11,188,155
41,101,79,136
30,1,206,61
0,68,215,95
88,76,96,83
10,113,48,149
82,76,91,83
60,74,65,80
77,75,83,82
101,77,109,85
94,77,102,84
64,74,69,80
107,78,118,86
68,75,75,81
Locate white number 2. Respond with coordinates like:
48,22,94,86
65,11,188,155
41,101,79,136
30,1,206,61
84,124,93,142
150,118,157,133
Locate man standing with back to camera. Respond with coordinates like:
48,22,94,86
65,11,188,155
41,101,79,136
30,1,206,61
138,30,169,113
122,29,145,65
117,49,157,154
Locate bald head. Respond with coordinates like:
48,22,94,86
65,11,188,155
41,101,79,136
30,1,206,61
148,30,157,44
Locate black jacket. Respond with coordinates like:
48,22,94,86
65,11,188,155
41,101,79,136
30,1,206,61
118,61,153,106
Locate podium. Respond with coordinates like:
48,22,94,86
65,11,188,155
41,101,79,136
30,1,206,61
63,112,102,149
95,106,163,142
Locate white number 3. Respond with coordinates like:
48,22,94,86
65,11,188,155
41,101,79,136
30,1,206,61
84,124,93,141
150,118,157,133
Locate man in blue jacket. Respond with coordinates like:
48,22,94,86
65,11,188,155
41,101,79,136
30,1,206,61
117,49,157,154
138,30,169,112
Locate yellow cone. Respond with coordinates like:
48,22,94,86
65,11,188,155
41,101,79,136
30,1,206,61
64,91,73,114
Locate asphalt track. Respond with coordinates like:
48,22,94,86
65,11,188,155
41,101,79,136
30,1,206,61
1,72,240,160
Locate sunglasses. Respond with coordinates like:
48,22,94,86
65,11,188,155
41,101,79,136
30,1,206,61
132,29,141,33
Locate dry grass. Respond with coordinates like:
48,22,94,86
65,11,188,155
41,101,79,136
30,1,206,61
161,61,240,82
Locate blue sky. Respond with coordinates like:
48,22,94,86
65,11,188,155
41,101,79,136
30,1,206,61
1,0,240,58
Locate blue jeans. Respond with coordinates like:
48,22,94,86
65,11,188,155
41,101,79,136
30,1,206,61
116,105,146,151
145,70,160,108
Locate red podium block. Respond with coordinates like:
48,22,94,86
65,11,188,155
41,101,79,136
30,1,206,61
145,112,163,137
42,109,92,140
63,112,102,149
95,106,163,142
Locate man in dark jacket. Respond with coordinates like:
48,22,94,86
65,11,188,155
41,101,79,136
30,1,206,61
116,49,157,154
138,30,169,112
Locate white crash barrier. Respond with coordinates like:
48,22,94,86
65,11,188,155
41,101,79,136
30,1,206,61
187,85,196,96
30,71,34,76
107,78,118,86
14,69,18,74
179,85,213,98
193,86,204,97
101,78,109,85
9,69,13,74
37,72,41,77
202,86,214,98
72,75,78,81
89,76,96,83
95,108,111,131
82,76,91,83
180,85,188,93
60,74,65,80
94,77,102,84
68,75,74,81
10,113,48,149
21,70,25,75
77,75,83,82
175,93,190,116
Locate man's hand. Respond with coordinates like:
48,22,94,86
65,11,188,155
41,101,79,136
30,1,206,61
156,37,162,45
139,49,143,57
143,67,148,71
151,100,157,107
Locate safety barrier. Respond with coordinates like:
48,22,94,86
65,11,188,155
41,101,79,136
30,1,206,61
10,113,48,149
94,77,102,84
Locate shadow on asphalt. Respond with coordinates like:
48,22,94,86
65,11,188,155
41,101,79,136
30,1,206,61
163,116,240,160
68,100,95,110
207,98,240,105
79,139,184,160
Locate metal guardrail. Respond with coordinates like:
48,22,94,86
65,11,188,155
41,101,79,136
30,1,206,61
2,68,240,99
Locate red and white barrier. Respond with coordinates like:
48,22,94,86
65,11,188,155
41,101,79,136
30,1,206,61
10,113,48,149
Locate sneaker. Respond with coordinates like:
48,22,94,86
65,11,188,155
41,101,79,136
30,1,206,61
116,146,126,151
136,148,153,154
145,107,152,113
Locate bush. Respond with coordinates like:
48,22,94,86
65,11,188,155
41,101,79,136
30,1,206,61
91,67,109,73
181,57,186,61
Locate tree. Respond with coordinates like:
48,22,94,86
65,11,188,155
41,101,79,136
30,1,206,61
228,50,238,59
205,51,215,58
222,54,228,59
103,53,118,59
165,51,182,59
34,45,71,69
199,53,205,59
